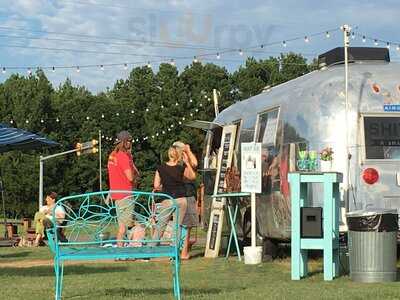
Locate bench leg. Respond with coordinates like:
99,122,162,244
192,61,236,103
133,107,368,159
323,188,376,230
172,256,181,300
54,259,64,300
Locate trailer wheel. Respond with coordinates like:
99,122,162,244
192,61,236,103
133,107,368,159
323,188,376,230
263,238,278,261
242,209,262,247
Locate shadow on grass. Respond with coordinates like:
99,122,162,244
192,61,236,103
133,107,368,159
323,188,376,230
0,251,32,259
98,287,223,297
0,265,129,277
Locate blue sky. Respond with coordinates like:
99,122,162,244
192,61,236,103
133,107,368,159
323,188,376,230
0,0,399,92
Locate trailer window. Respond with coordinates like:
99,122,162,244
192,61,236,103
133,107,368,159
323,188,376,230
256,108,281,194
364,116,400,159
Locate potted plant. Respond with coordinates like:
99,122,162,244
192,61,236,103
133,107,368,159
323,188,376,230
320,147,334,172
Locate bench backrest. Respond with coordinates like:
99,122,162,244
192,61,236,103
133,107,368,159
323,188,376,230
47,190,179,252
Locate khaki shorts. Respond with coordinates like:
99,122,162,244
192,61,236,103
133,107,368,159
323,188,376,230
115,197,134,227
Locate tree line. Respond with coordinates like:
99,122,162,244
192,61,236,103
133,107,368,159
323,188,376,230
0,53,313,218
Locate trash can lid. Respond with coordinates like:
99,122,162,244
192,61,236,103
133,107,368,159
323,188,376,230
346,208,398,218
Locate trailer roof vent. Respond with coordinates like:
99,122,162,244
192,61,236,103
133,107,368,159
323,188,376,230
318,47,390,68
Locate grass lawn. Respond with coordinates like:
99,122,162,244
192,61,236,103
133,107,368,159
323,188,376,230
1,241,400,300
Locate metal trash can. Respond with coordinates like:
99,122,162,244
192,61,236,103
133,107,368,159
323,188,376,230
346,209,398,282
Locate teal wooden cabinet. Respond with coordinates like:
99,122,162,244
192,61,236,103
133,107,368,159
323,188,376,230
288,172,342,281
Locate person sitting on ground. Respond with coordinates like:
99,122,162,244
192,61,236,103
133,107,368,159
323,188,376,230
127,220,146,247
34,192,66,246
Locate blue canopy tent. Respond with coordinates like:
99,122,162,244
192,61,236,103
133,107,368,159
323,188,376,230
0,123,58,241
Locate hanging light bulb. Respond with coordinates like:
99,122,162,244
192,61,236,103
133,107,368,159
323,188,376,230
193,56,198,63
170,124,174,128
162,130,166,134
124,63,128,70
168,128,171,131
304,36,309,43
145,108,149,112
40,119,44,123
178,121,182,125
396,45,400,51
116,112,120,116
86,116,90,120
351,32,355,39
25,120,29,124
239,49,243,56
175,102,179,106
101,113,105,118
10,120,13,124
195,108,199,112
56,117,60,122
152,135,155,139
216,53,220,59
2,67,5,74
27,68,32,75
386,42,391,49
199,103,203,107
170,59,175,66
156,132,159,136
374,39,378,46
147,61,152,68
260,44,264,49
282,40,287,47
182,117,186,121
208,97,211,102
76,66,80,73
100,65,104,71
101,135,105,139
161,104,164,109
325,31,330,38
131,110,134,114
52,66,55,73
362,36,366,43
189,99,193,103
190,112,193,117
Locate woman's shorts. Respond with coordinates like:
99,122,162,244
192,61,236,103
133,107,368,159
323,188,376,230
182,196,198,227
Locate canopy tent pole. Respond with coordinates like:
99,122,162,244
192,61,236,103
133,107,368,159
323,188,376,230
1,173,8,238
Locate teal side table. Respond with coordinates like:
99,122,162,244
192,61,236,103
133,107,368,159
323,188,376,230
288,172,342,281
212,192,250,261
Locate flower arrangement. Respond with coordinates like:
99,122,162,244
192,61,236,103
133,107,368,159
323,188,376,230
320,147,334,161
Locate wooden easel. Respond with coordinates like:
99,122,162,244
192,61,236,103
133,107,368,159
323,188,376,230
204,125,237,258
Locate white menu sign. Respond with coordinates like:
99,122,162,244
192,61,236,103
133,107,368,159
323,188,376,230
241,143,262,193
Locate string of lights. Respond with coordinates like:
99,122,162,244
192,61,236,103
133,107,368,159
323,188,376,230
0,26,339,73
7,93,211,143
353,32,400,51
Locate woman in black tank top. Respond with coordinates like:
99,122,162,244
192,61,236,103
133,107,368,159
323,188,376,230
153,146,196,222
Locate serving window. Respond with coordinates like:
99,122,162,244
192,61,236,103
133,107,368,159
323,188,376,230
363,116,400,160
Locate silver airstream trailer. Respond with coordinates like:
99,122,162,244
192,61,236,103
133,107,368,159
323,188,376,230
199,47,400,257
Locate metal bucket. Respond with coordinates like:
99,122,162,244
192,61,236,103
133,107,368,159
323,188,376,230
347,209,398,282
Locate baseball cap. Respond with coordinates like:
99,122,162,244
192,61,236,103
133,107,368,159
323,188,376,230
115,130,132,144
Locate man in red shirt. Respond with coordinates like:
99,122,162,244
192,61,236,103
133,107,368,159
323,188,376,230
107,131,139,246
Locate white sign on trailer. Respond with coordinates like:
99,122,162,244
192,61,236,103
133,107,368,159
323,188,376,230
241,143,262,193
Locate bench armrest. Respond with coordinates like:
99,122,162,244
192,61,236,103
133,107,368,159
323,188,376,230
46,228,57,254
179,225,187,250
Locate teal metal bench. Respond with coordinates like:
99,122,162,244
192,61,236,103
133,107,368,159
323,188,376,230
47,190,186,300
